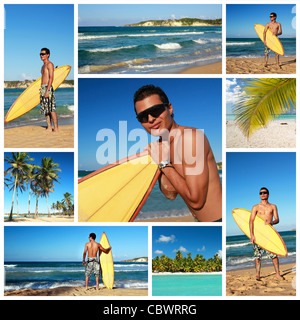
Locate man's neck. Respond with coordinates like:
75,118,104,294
260,199,269,205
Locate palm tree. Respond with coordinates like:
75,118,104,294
233,78,296,138
4,152,34,221
24,166,38,217
37,157,61,217
62,192,74,216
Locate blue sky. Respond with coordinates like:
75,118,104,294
226,152,296,236
78,78,222,171
79,4,222,27
152,226,222,260
227,4,296,38
4,4,74,80
4,226,148,262
4,152,74,215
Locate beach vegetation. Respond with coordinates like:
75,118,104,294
4,152,73,221
152,251,222,273
233,78,296,138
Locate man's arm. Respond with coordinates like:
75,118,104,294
44,63,54,98
249,206,258,244
99,243,112,254
158,129,209,211
277,23,282,36
263,23,270,45
270,204,279,225
83,243,88,266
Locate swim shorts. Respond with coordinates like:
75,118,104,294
85,257,100,278
264,46,271,55
40,84,56,115
253,243,277,260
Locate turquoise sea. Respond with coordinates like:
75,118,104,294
226,113,296,121
78,26,222,73
4,261,148,292
4,88,74,128
226,37,296,58
226,231,296,271
152,274,222,296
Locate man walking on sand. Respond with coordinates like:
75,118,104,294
40,47,59,132
250,187,284,281
263,12,282,68
83,232,112,290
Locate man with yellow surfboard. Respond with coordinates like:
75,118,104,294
263,12,282,68
40,47,59,132
83,233,112,290
134,85,222,222
250,187,284,281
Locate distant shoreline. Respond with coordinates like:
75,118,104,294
124,18,221,27
4,80,74,89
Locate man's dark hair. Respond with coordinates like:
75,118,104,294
134,85,169,109
89,233,96,240
270,12,277,17
260,187,269,194
41,47,50,56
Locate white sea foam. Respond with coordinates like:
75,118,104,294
193,39,208,44
87,45,137,52
154,43,182,50
226,42,256,46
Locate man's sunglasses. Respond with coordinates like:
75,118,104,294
136,103,168,123
40,52,47,56
259,191,268,195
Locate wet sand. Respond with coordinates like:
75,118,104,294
180,61,222,74
4,215,74,223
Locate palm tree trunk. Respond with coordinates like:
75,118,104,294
17,189,19,219
35,195,40,218
28,187,31,218
46,196,50,217
9,180,17,221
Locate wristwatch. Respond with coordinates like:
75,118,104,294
159,160,170,169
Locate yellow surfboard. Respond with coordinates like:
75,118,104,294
5,65,72,123
78,152,160,222
254,23,284,56
232,208,287,257
100,232,114,289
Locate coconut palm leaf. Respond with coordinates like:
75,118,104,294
233,78,296,138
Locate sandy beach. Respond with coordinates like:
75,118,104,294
4,124,74,148
226,57,296,74
226,119,296,148
4,287,147,297
180,61,222,74
4,215,74,223
227,263,296,296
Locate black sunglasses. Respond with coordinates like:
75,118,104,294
259,191,268,195
40,52,47,56
136,103,168,123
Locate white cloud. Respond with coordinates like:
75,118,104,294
197,246,206,252
156,234,176,243
173,246,187,253
21,73,33,80
226,78,246,104
216,250,222,257
171,14,176,19
155,250,163,255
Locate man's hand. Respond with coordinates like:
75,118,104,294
250,234,256,244
44,90,49,98
146,140,170,165
83,261,86,266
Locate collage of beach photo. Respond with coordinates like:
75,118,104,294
1,1,298,302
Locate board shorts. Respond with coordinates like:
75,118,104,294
85,257,100,278
264,46,271,55
40,84,56,115
253,243,277,260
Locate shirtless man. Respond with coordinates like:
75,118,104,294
134,85,222,222
83,233,112,290
263,12,282,68
40,48,58,132
250,187,283,281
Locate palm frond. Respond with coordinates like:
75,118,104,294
233,78,296,138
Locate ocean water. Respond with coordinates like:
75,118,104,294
152,274,222,296
226,231,296,271
78,170,222,220
4,261,148,292
78,26,222,74
226,113,296,121
226,37,296,58
4,88,74,128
